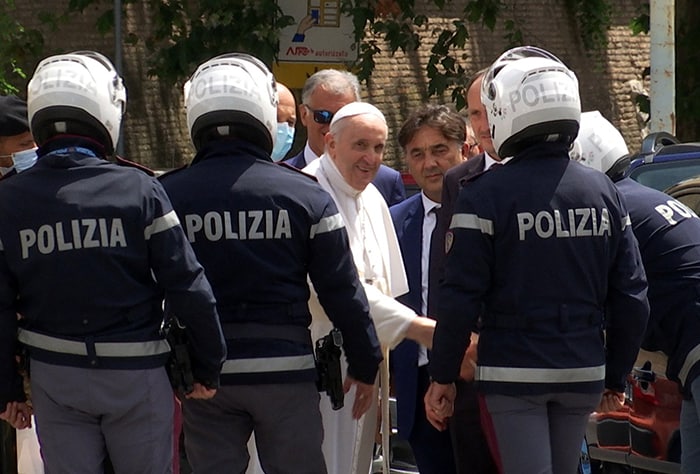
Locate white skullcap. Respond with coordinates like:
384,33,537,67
330,101,387,127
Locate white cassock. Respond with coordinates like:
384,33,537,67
245,154,416,474
306,154,416,474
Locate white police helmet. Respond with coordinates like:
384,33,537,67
184,53,278,152
481,46,581,157
27,51,126,154
571,110,630,178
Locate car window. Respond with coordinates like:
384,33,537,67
629,159,700,192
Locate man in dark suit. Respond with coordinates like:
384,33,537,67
389,104,468,474
285,69,406,206
432,70,503,474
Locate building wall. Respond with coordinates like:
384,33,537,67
14,0,649,170
366,0,650,168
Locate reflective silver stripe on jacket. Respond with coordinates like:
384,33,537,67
679,343,700,386
450,213,494,235
309,213,344,238
144,210,180,240
221,354,316,374
476,364,605,384
18,329,171,357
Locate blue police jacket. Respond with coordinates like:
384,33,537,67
616,177,700,394
0,139,226,408
160,139,381,386
429,142,649,395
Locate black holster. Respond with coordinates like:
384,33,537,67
164,318,195,396
315,328,344,410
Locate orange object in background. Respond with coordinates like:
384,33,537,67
587,359,682,473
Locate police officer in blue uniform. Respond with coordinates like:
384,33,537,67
425,47,650,474
573,110,700,471
0,51,227,474
160,53,382,474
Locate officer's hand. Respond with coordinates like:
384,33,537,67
344,376,374,420
0,401,32,429
596,389,625,413
185,382,217,400
424,381,455,431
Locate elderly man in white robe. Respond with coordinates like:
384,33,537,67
302,102,435,474
244,102,435,474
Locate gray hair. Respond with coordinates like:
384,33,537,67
301,69,361,104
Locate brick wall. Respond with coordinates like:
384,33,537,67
14,0,650,171
366,0,650,169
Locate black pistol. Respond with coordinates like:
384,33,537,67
315,328,344,410
164,317,195,396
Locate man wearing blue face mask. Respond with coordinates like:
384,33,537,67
0,95,39,474
271,83,297,162
0,95,37,177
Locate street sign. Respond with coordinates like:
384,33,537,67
274,0,358,88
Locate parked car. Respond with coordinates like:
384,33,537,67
625,132,700,192
400,172,420,198
665,174,700,214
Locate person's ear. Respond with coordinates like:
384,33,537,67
299,104,310,127
461,142,470,160
325,132,336,157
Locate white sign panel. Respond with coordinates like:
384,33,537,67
278,0,358,63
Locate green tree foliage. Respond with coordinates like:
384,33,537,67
0,1,44,95
0,0,614,108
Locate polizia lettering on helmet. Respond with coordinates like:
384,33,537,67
183,210,292,243
19,218,127,259
191,74,261,101
29,68,98,97
517,207,610,241
507,79,577,113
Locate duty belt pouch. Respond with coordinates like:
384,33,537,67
164,317,195,396
315,328,344,410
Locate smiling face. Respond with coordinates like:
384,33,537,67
404,125,465,201
325,114,387,191
299,85,356,156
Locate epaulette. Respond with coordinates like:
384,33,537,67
115,155,155,176
156,163,189,181
277,161,318,182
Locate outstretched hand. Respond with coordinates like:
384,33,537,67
459,334,479,381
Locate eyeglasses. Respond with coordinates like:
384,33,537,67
304,105,334,124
